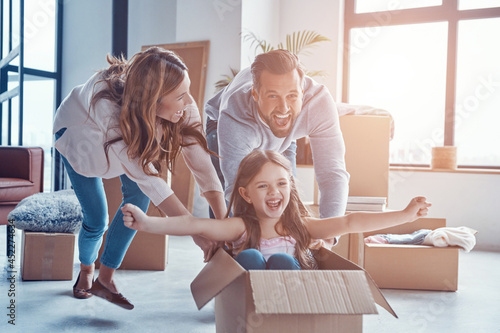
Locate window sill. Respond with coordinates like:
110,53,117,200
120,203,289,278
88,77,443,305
298,164,500,175
390,166,500,175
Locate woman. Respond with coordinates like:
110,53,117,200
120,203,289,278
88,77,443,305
53,47,226,310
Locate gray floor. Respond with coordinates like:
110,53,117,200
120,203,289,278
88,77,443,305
1,226,499,333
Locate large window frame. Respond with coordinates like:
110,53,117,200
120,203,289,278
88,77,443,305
1,0,64,190
343,0,500,169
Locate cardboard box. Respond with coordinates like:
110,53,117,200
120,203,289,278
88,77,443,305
95,177,169,271
21,231,75,281
362,218,459,291
363,244,458,291
340,115,390,199
190,247,397,333
100,230,169,271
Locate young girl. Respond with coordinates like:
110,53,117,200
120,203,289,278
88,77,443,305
54,47,226,309
122,149,431,270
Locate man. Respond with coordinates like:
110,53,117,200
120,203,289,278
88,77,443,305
206,49,388,220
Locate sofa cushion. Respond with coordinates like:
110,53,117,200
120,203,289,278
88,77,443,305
0,178,35,202
8,190,82,233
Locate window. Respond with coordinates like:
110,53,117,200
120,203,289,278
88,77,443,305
343,1,500,168
1,0,62,190
455,18,500,167
355,0,442,13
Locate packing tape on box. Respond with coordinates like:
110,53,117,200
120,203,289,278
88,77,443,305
42,234,56,280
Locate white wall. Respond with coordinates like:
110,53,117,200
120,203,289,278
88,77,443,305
278,0,344,100
128,0,177,55
175,0,242,107
241,0,280,69
61,0,112,97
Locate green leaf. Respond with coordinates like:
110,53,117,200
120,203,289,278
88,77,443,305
305,69,328,78
289,30,331,56
214,67,240,93
220,29,331,90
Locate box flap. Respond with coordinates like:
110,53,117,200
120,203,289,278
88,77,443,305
249,270,378,315
190,248,246,310
364,217,446,237
365,243,436,249
316,247,398,318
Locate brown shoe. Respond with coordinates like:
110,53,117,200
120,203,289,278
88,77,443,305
89,278,134,310
73,271,93,299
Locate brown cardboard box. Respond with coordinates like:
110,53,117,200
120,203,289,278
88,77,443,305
304,115,391,265
95,177,169,271
21,231,75,281
191,247,397,333
340,115,390,199
362,217,459,291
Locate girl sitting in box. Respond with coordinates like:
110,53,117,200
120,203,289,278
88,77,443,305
122,149,431,270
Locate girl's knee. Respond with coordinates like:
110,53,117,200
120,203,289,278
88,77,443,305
235,249,266,270
267,253,301,270
238,248,260,256
236,248,263,261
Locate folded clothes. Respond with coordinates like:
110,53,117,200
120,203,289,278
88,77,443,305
364,229,432,245
363,226,478,252
423,226,477,252
364,235,388,244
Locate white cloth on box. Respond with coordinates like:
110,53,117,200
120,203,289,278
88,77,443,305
422,226,478,252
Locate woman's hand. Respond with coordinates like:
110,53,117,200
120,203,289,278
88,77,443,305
191,235,224,262
403,196,432,221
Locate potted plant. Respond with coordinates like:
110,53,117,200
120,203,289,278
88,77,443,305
215,30,331,92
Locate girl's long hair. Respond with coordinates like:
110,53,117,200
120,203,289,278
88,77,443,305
227,150,315,269
91,46,212,176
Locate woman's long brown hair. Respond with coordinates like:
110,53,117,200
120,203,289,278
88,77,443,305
227,150,315,269
90,47,212,176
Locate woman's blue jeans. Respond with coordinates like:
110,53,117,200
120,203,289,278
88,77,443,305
235,249,301,270
55,128,150,269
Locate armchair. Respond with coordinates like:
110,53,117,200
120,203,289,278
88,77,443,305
0,146,44,256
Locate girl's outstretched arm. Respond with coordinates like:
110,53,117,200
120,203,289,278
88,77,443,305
121,203,245,242
305,196,432,239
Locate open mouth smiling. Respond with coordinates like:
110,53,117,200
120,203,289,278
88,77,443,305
273,113,291,127
266,199,281,209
